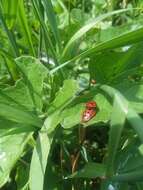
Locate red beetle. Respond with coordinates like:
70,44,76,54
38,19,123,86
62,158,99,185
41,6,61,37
86,101,96,109
82,109,96,122
82,101,97,123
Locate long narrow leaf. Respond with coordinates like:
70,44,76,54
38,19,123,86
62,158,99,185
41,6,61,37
18,0,36,56
62,8,137,58
51,26,143,74
0,2,19,57
31,0,57,60
42,0,61,50
30,132,51,190
106,94,128,176
99,85,143,177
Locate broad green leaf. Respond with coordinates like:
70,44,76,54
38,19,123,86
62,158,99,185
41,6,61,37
30,132,51,190
43,111,61,134
15,56,48,111
0,56,47,127
61,103,84,128
70,162,106,178
48,79,78,114
44,79,79,133
0,56,47,112
0,80,38,111
61,92,112,129
0,122,35,137
89,51,124,84
0,133,30,187
0,103,41,127
89,43,143,85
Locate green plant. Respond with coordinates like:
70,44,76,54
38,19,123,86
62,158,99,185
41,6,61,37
0,0,143,190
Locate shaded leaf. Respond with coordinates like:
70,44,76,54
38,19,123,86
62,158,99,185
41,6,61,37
70,162,106,178
0,133,30,187
48,79,78,114
61,90,112,129
30,132,51,190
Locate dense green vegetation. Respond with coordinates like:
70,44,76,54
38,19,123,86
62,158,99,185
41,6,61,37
0,0,143,189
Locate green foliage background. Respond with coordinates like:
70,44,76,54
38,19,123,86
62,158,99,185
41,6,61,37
0,0,143,189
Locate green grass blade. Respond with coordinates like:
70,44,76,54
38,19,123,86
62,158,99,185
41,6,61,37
30,110,61,190
0,2,19,57
18,0,36,56
30,132,51,190
31,0,57,60
99,85,128,176
62,8,136,58
1,0,20,29
99,85,143,177
42,0,61,51
51,26,143,74
2,55,18,81
106,95,128,176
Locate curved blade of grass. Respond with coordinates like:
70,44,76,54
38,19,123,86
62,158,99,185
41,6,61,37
57,0,68,12
31,0,64,79
62,8,136,58
51,25,143,74
31,0,57,60
30,79,79,189
30,132,51,190
1,0,19,29
0,2,19,57
106,94,128,176
18,0,36,56
30,113,61,190
98,85,143,177
42,0,61,51
2,55,18,81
